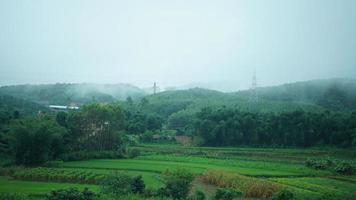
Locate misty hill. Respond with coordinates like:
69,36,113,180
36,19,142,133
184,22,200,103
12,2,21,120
0,95,49,116
0,83,147,105
235,78,356,111
133,78,355,131
135,88,324,131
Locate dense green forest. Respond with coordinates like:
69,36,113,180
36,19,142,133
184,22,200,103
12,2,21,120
1,78,356,163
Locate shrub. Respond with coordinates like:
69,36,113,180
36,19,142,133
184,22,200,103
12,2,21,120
101,174,146,196
46,188,95,200
159,169,194,199
305,158,355,175
101,174,133,196
214,188,241,200
304,158,331,170
270,189,294,200
128,148,141,158
334,162,353,175
191,190,206,200
131,175,145,194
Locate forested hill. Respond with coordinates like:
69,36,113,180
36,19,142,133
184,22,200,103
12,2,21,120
0,78,354,112
0,83,146,105
235,78,356,111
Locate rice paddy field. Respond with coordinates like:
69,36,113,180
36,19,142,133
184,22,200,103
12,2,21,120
1,144,356,199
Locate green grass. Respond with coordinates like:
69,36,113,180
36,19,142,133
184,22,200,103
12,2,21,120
0,176,99,195
2,145,355,199
270,177,356,198
136,144,356,163
61,155,329,177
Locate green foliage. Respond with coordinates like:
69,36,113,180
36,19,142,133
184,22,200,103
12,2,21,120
214,188,242,200
270,189,295,200
190,190,206,200
46,187,96,200
305,158,355,175
101,174,133,196
334,162,354,175
128,148,141,158
60,150,124,161
9,167,108,184
65,103,126,151
159,169,194,199
0,193,27,200
192,108,356,147
305,158,333,170
131,176,145,194
8,116,66,166
101,174,146,196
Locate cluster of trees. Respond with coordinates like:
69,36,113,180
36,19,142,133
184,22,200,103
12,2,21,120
191,108,356,147
0,102,165,166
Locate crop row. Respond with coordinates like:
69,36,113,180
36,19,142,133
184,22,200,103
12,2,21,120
2,167,109,184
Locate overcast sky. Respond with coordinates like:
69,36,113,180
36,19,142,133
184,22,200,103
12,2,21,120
0,0,355,91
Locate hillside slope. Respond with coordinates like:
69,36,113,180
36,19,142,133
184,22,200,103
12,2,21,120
0,83,147,105
235,78,356,111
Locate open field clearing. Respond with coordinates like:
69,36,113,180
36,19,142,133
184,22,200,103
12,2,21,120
135,145,356,163
61,155,330,177
1,145,355,199
270,177,356,199
0,176,99,194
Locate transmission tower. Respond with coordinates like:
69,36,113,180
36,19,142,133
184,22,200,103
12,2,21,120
250,70,258,102
153,82,157,95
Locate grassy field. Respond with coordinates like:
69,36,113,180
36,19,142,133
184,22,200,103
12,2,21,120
1,145,356,199
61,155,330,177
0,176,99,194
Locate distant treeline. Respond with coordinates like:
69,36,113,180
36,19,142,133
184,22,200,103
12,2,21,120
191,108,356,147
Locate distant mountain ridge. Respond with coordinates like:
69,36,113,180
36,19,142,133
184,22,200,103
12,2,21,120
0,78,355,111
234,78,356,111
0,83,147,106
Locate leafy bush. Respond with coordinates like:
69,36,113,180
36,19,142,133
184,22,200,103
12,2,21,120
46,188,95,200
128,148,141,158
334,162,353,175
305,158,355,175
305,158,332,170
190,190,205,200
270,189,294,200
101,174,146,196
101,174,133,196
159,169,194,199
214,188,241,200
131,175,145,194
